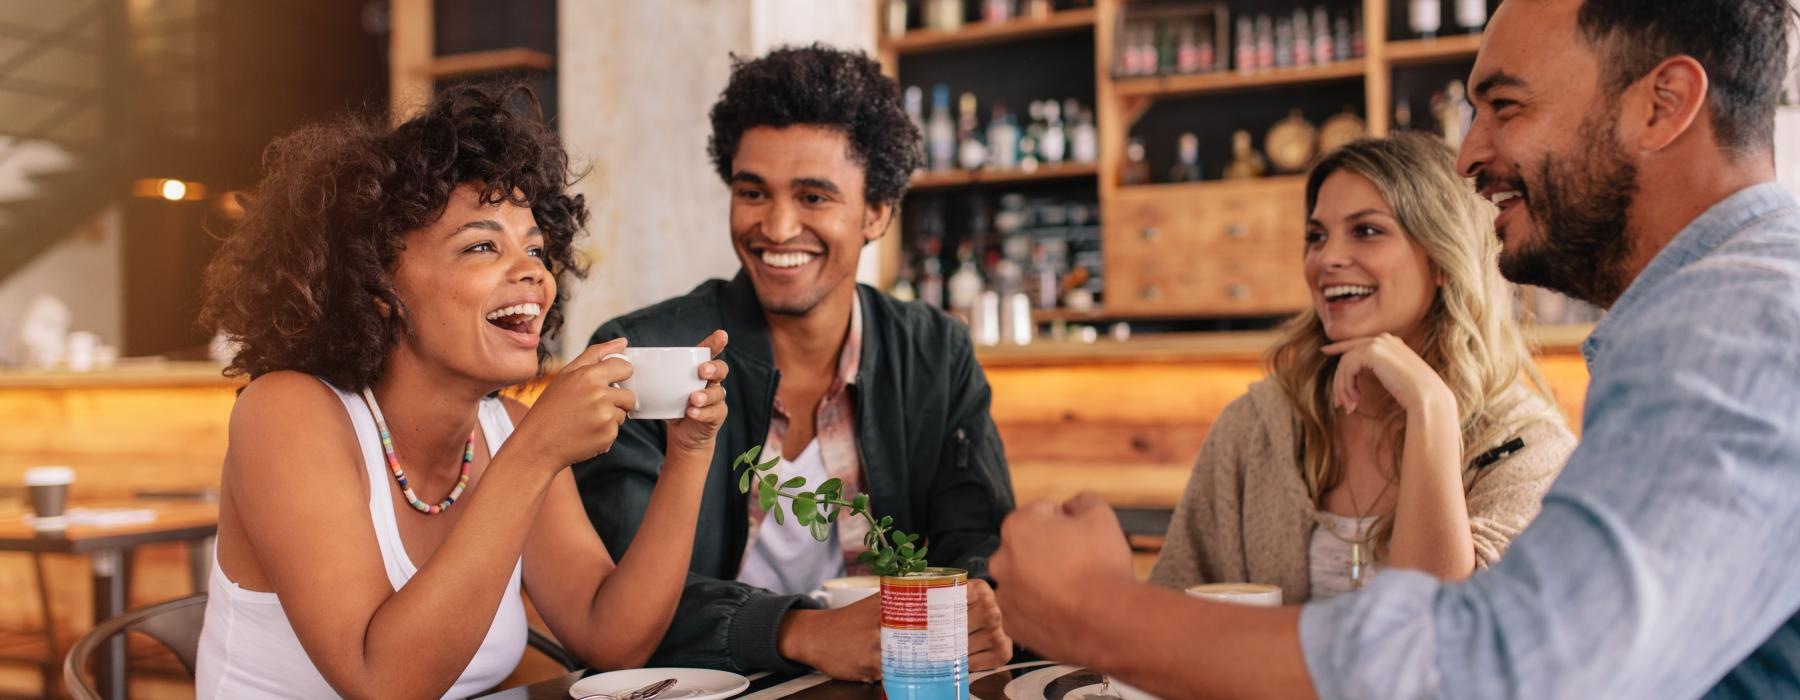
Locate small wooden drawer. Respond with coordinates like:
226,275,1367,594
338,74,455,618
1104,178,1311,316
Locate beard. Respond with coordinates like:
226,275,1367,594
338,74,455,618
1495,104,1639,308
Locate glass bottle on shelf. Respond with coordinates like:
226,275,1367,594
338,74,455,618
1292,11,1312,67
889,252,918,302
1025,0,1051,21
956,92,988,171
1394,89,1413,131
1122,137,1151,185
1040,100,1066,165
1199,33,1216,72
1456,0,1487,33
1274,16,1294,69
1170,132,1203,183
1070,108,1098,164
1158,21,1178,74
1029,242,1058,310
1333,13,1352,61
905,86,927,171
1313,6,1333,64
928,85,956,171
919,255,946,309
1177,24,1200,73
1410,0,1442,40
987,103,1018,170
885,0,909,39
1352,7,1365,57
1223,130,1268,180
982,0,1010,24
927,0,964,32
948,242,985,317
1255,14,1275,72
1235,17,1256,74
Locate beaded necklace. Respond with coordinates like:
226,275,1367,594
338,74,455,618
361,388,473,515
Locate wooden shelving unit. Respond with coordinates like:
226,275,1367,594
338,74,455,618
1112,60,1367,100
428,48,554,79
1384,34,1483,67
880,8,1098,55
909,161,1098,190
875,0,1515,322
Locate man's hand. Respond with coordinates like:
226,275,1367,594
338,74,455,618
777,594,882,682
989,493,1135,665
966,578,1014,670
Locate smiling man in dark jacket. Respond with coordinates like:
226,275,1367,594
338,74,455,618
573,45,1014,681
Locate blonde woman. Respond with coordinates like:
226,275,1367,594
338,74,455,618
1150,134,1576,602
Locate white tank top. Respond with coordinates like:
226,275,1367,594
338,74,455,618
195,382,527,699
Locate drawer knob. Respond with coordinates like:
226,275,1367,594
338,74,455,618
1225,222,1249,239
1225,283,1251,300
1139,286,1163,301
1140,227,1161,242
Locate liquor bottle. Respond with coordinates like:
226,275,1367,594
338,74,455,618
1292,11,1312,67
1351,7,1365,57
1313,6,1334,64
987,103,1018,170
889,252,918,302
885,0,909,39
1274,17,1294,69
1029,243,1058,310
1255,14,1275,71
1395,90,1413,132
1409,0,1442,40
1040,100,1066,164
983,0,1011,24
905,86,927,171
1177,24,1200,73
1070,108,1098,164
1158,21,1178,74
948,242,985,316
1025,0,1051,21
1122,137,1151,185
928,85,956,171
1223,130,1268,180
927,0,963,32
1455,0,1487,33
1334,13,1352,61
1199,34,1217,72
1169,132,1203,182
1235,17,1256,74
919,255,946,309
956,92,988,170
1441,80,1472,149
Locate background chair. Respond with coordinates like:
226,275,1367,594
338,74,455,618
63,593,582,699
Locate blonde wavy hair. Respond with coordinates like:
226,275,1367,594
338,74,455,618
1268,133,1560,561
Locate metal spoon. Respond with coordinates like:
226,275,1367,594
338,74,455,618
574,677,678,700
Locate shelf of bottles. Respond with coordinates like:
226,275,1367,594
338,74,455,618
881,0,1097,54
1112,4,1368,99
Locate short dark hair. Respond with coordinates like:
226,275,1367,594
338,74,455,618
200,83,589,391
1577,0,1799,151
707,44,922,206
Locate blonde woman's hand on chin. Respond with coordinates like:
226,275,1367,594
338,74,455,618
665,330,731,457
513,337,639,470
1322,333,1456,417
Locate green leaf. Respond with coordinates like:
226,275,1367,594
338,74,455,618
914,546,927,561
899,542,915,558
781,476,807,490
762,474,778,490
857,550,878,565
818,478,842,496
828,508,841,523
734,446,760,469
852,494,870,513
756,456,780,472
737,468,752,494
809,519,830,542
879,515,894,528
771,507,785,525
863,530,877,548
758,485,777,512
795,494,816,524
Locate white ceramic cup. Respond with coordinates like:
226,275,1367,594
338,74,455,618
1185,582,1283,607
603,347,709,420
65,332,98,372
809,575,880,609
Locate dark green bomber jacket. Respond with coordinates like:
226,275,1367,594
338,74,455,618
571,271,1015,675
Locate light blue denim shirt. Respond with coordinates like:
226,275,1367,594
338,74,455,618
1299,182,1800,699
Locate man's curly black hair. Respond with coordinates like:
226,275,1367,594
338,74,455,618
199,83,589,391
707,44,923,206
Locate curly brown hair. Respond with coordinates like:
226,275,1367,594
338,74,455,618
200,83,589,391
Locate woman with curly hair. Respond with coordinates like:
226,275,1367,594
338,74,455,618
192,84,729,698
1150,134,1577,602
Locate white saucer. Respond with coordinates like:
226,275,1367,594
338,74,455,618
568,668,749,700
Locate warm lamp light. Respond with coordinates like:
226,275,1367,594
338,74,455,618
159,179,187,201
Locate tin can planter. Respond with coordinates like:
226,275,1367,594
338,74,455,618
880,567,970,699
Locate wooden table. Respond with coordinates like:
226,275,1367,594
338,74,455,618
0,500,218,699
480,659,1129,700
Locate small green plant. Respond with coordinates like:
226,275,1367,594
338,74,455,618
734,445,928,576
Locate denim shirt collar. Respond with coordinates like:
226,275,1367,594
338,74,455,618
1581,182,1800,366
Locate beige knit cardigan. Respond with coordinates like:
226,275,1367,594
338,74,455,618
1147,378,1576,603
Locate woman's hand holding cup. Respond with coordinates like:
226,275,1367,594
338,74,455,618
663,330,730,456
515,337,638,469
